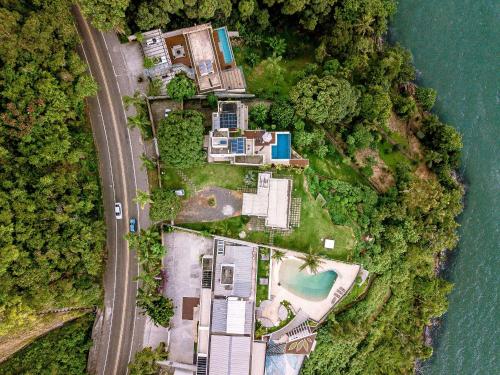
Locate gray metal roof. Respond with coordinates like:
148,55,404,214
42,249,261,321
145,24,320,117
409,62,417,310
214,245,255,298
211,299,253,335
209,335,251,375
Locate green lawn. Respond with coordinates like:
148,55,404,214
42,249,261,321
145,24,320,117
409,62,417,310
272,173,356,260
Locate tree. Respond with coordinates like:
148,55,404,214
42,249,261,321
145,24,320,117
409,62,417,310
323,59,341,76
359,86,392,125
290,75,360,126
157,110,204,169
137,290,175,327
148,78,163,96
272,249,285,262
167,74,196,103
393,94,417,119
80,0,129,31
127,112,151,137
269,98,295,129
299,249,324,274
206,92,218,109
238,0,255,19
249,104,269,128
266,36,287,57
150,189,182,222
415,86,437,111
128,342,168,375
134,190,153,209
0,1,105,336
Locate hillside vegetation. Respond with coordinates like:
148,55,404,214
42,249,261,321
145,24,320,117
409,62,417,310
0,0,105,345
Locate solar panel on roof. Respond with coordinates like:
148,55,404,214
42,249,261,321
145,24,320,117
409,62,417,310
230,137,245,154
220,112,237,129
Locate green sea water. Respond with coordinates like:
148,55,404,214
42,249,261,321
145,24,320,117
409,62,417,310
390,1,500,374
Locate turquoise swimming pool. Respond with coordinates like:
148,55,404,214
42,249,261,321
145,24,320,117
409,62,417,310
271,133,291,160
278,259,337,301
217,28,234,65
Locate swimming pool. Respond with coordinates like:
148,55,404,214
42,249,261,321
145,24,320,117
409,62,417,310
271,133,291,160
278,258,337,301
217,28,234,65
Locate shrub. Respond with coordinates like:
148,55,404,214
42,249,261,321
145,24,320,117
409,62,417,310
150,189,182,222
249,103,269,128
269,98,295,129
415,86,437,111
167,74,196,102
143,57,155,69
207,92,218,109
158,110,204,169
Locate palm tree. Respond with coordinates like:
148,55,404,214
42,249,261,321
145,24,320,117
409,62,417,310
299,248,324,274
134,190,153,209
135,273,157,291
354,14,375,36
272,249,285,263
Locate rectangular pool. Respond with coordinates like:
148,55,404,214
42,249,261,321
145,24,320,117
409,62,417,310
216,27,234,65
271,133,291,160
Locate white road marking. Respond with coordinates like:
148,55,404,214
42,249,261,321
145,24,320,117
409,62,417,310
78,33,119,375
101,32,143,371
78,12,131,375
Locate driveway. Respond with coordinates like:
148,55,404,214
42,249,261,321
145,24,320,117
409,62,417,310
176,187,243,223
163,231,212,365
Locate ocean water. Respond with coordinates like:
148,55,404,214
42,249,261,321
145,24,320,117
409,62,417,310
390,1,500,374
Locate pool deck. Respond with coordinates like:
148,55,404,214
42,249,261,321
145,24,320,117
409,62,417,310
268,250,361,322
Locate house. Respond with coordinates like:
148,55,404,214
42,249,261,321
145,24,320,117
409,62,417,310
207,101,309,167
195,239,260,375
242,172,292,230
140,24,246,93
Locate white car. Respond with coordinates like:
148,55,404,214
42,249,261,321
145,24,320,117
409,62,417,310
114,203,123,220
164,108,172,117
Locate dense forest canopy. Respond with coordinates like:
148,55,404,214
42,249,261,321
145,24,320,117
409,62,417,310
0,314,94,375
0,0,105,336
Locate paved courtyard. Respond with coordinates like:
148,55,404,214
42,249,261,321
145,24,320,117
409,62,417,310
176,187,243,223
163,231,212,364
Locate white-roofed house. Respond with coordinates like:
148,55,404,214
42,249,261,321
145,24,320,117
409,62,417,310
242,172,293,230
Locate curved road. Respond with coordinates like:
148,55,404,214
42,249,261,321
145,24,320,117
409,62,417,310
73,7,148,375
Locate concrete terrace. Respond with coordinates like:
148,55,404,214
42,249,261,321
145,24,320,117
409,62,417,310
267,250,361,322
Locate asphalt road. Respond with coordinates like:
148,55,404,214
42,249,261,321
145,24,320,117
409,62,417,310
72,7,147,375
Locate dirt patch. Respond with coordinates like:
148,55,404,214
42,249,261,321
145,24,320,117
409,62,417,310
388,112,425,160
355,149,395,192
414,162,435,181
176,186,243,223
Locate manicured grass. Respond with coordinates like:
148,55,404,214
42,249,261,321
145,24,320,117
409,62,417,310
184,163,250,189
272,173,356,260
